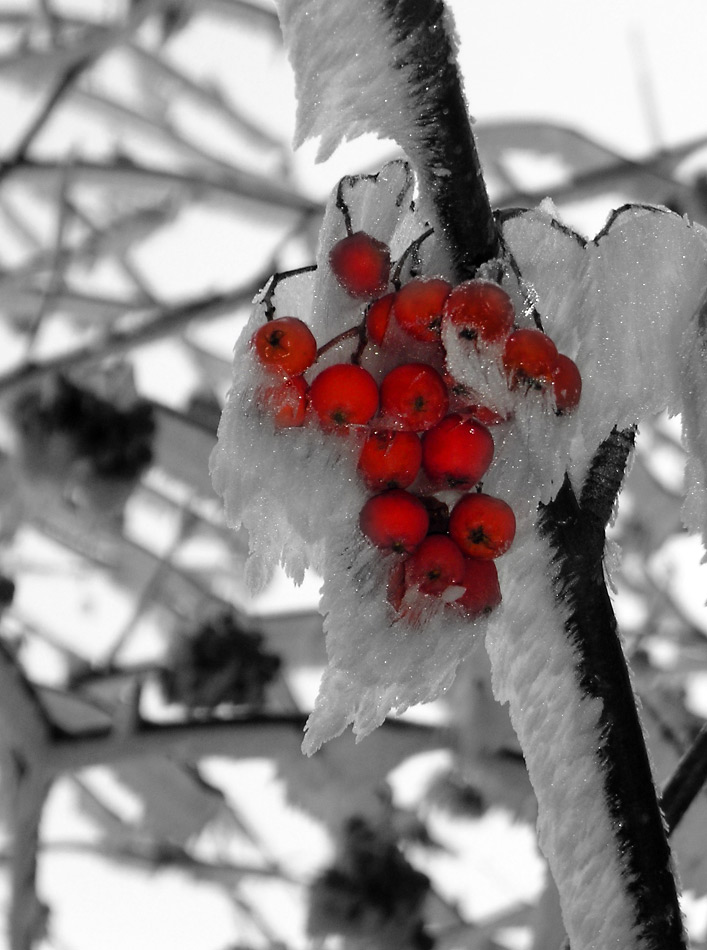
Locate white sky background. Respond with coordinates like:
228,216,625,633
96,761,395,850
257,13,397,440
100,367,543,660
4,0,707,948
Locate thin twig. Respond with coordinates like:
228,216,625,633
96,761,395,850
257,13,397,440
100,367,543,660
7,157,323,216
125,42,283,150
0,272,271,396
661,722,707,834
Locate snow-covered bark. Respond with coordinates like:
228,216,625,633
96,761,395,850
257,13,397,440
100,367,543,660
212,1,707,948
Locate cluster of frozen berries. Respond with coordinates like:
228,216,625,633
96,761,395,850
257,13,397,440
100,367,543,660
250,229,581,620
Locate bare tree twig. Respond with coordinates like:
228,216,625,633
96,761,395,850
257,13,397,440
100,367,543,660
0,272,271,395
7,158,323,216
661,722,707,834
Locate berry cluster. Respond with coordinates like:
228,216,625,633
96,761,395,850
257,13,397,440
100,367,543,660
308,816,432,950
15,375,155,480
249,229,582,622
161,611,281,712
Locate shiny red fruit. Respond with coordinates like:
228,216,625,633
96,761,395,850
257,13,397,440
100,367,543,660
403,534,466,595
359,489,429,553
365,293,396,345
251,317,317,376
421,413,494,489
442,279,515,345
309,364,379,430
552,353,582,413
380,363,449,431
257,375,308,428
358,430,422,491
329,231,391,299
393,277,452,342
449,493,516,559
454,557,502,617
502,328,558,390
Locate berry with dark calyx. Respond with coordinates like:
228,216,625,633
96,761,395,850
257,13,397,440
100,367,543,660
421,413,494,489
393,277,452,343
502,328,558,391
380,363,449,431
365,292,396,346
251,317,317,376
257,375,308,428
419,495,450,535
449,492,516,559
454,557,502,617
358,430,422,491
359,489,429,553
403,534,466,596
552,353,582,413
309,364,379,430
329,231,391,299
442,279,516,346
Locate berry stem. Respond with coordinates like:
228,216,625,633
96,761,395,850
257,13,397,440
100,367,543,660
315,325,364,363
391,227,434,287
335,178,355,235
380,0,499,279
262,264,317,320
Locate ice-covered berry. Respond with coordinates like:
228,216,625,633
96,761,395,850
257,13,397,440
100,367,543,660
359,489,429,553
552,353,582,413
454,557,502,617
251,317,317,376
502,328,558,390
365,293,396,346
257,375,308,428
329,231,391,298
393,277,452,343
309,364,379,430
442,279,515,345
421,413,494,489
358,430,422,491
449,492,516,559
403,534,466,596
379,363,449,431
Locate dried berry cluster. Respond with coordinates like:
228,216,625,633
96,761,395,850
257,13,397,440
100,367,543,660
16,375,155,480
250,229,581,622
161,611,281,712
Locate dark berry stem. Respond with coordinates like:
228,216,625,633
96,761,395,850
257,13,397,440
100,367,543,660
380,0,499,279
262,264,317,320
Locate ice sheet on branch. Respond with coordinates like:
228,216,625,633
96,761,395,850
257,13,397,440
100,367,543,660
276,0,460,162
501,204,707,489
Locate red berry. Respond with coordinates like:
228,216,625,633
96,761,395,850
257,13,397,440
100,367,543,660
502,328,558,390
552,353,582,413
442,279,515,345
359,489,429,553
365,293,396,346
421,413,494,489
380,363,449,431
309,364,379,430
257,375,308,428
454,557,502,617
393,277,452,342
251,317,317,376
403,534,466,595
449,493,516,559
329,231,391,299
358,430,422,491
